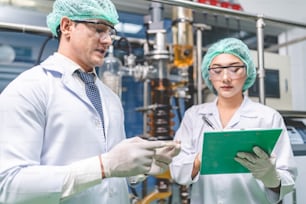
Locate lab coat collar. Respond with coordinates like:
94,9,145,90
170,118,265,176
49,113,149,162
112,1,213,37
238,96,259,118
197,96,258,129
40,52,81,76
198,96,256,115
227,96,259,128
197,97,219,115
40,52,99,83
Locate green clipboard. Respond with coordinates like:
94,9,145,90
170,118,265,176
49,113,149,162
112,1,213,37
200,128,282,175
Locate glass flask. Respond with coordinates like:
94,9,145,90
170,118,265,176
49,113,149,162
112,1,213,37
98,45,122,97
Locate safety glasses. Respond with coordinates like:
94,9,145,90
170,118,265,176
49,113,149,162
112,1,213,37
73,20,117,40
208,65,246,80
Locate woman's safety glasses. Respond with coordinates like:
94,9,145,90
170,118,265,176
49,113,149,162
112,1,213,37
208,65,246,80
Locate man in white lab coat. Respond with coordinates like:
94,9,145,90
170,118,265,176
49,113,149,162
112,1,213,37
0,0,180,203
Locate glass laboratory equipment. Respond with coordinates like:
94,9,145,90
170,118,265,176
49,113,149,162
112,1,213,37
98,45,122,97
172,6,194,69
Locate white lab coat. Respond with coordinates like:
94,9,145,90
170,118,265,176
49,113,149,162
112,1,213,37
0,53,129,204
170,97,297,204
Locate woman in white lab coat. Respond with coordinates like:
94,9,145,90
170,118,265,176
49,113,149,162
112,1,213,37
170,37,297,204
0,0,181,203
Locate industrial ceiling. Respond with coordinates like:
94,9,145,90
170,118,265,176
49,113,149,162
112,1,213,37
0,0,304,50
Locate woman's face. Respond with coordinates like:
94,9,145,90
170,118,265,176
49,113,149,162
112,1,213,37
209,53,247,99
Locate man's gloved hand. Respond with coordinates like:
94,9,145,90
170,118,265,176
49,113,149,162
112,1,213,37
101,137,166,178
148,140,181,175
234,146,281,188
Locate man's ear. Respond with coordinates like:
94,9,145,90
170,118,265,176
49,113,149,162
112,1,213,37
60,17,73,38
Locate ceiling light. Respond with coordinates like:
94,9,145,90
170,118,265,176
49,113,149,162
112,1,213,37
13,0,36,7
115,22,142,34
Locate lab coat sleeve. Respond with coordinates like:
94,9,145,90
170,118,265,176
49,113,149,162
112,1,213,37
61,156,102,200
170,107,199,185
265,111,297,202
0,74,62,203
0,70,100,204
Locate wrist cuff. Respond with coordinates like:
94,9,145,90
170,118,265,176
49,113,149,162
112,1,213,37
100,154,111,178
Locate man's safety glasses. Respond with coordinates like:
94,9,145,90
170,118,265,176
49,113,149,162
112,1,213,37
73,20,117,40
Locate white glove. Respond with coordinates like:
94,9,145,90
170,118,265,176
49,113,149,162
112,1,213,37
101,137,166,178
235,146,281,188
148,140,181,175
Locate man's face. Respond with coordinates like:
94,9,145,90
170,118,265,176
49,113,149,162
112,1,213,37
59,17,114,72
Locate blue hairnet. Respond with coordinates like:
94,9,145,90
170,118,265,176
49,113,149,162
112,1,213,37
47,0,119,37
201,37,257,93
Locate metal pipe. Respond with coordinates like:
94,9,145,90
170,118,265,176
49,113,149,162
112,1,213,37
150,0,306,29
143,79,150,137
196,26,202,105
194,23,211,104
149,0,306,106
266,35,306,52
256,17,266,104
150,2,164,23
0,22,52,36
0,22,156,46
193,23,211,104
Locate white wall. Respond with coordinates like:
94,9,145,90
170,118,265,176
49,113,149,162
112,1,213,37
283,156,306,204
279,28,306,111
249,50,293,111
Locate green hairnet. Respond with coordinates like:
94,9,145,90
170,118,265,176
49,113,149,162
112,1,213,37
201,37,257,94
47,0,119,37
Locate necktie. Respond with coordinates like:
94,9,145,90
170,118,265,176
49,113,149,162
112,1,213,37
77,70,105,136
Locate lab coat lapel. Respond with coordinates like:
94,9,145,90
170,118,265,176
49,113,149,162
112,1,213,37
96,80,110,136
62,74,91,105
64,73,108,138
226,96,255,128
40,54,93,107
199,100,222,130
40,53,107,141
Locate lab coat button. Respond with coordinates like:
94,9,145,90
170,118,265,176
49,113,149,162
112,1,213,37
109,188,114,197
94,119,100,127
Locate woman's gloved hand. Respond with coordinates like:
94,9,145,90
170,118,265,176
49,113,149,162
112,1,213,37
234,146,281,188
101,137,168,178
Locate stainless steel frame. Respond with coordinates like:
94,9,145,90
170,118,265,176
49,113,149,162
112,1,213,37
150,0,306,104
